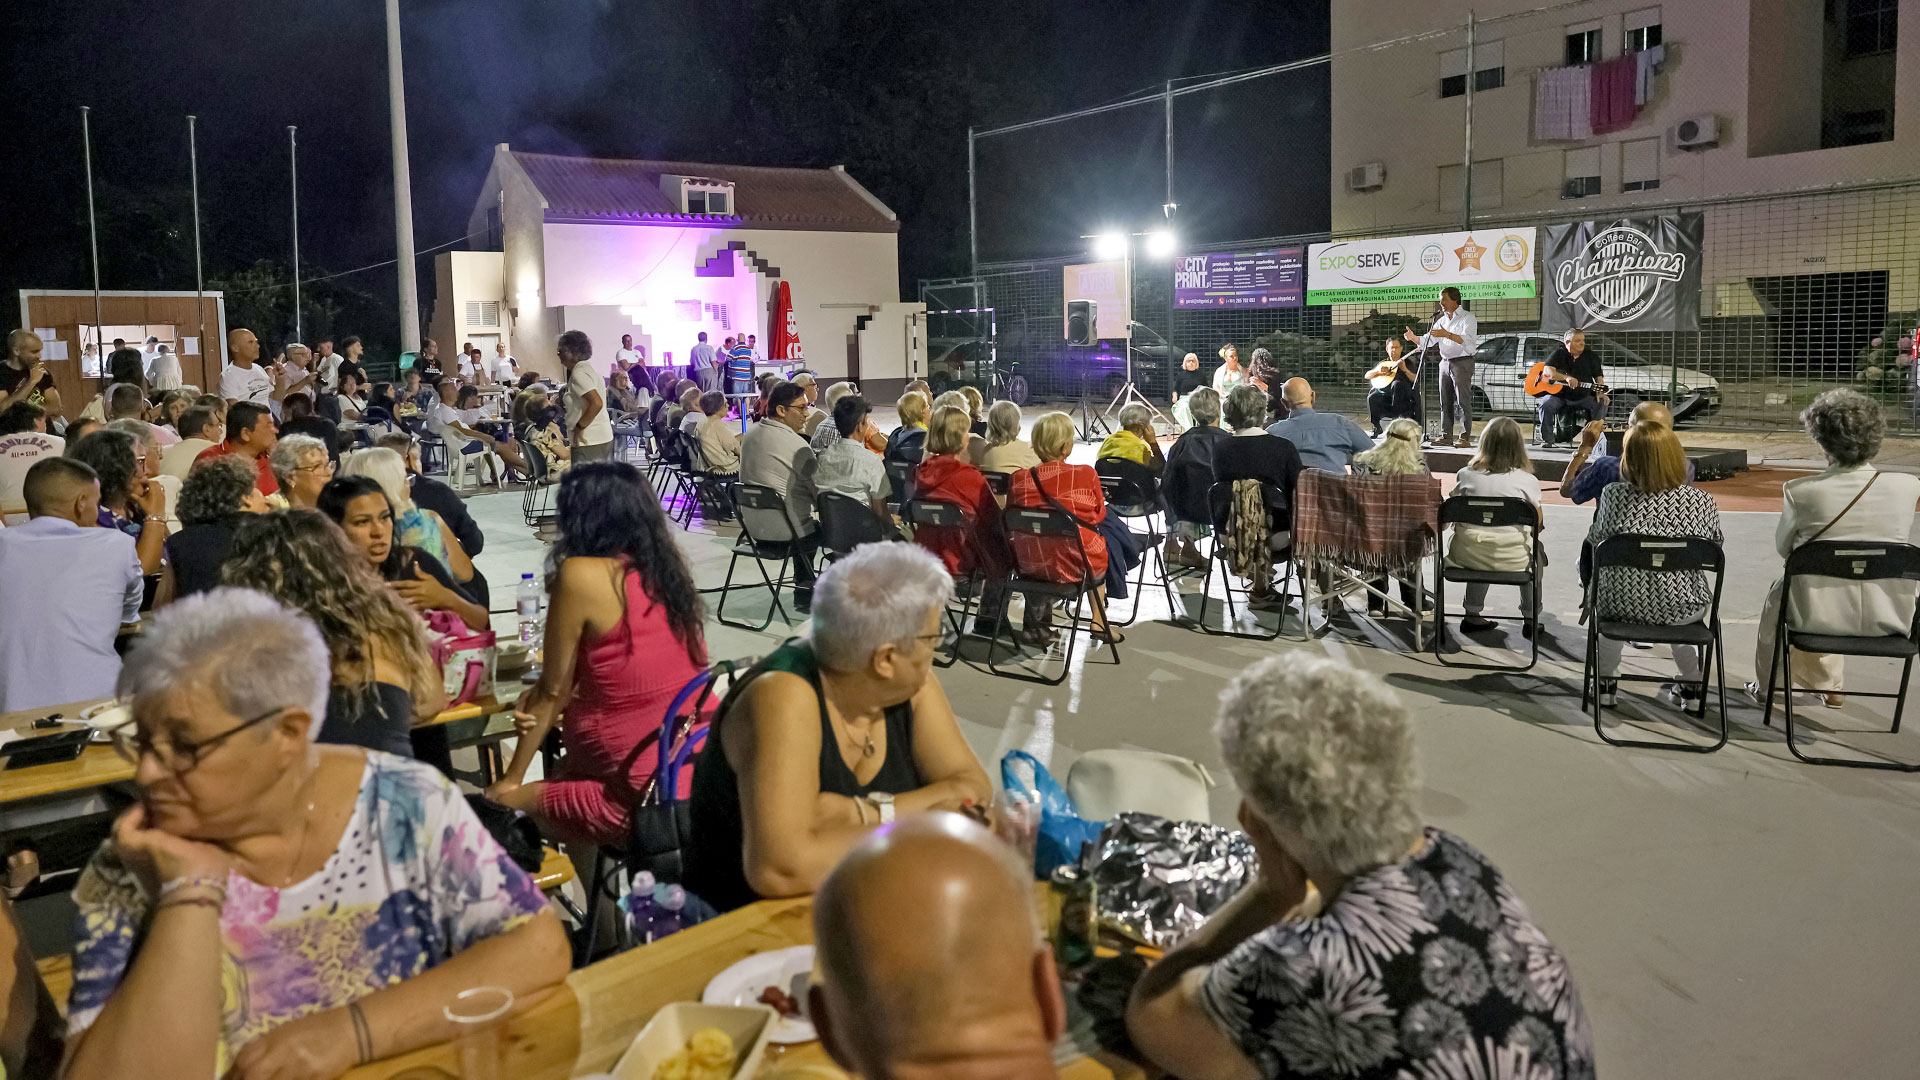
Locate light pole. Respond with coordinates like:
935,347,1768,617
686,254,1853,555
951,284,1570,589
1085,227,1176,429
386,0,421,355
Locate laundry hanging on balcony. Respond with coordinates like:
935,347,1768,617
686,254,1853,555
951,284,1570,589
1532,46,1665,141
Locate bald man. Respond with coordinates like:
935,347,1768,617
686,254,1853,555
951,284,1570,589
1561,400,1692,503
808,816,1065,1080
0,330,59,418
219,328,274,408
1264,377,1374,474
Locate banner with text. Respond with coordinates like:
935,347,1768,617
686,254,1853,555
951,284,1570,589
1306,228,1537,305
1172,247,1305,309
1540,213,1703,333
1063,260,1132,340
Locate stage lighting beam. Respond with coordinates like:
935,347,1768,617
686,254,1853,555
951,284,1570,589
1094,232,1128,260
1145,229,1176,257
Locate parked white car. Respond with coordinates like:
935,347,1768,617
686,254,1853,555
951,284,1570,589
1465,333,1722,421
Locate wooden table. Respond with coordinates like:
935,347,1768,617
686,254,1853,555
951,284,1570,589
342,894,1144,1080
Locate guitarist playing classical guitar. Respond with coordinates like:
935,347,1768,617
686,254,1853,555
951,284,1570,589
1528,328,1608,447
1362,337,1419,436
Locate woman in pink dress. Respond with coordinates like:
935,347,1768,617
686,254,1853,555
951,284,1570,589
485,462,708,844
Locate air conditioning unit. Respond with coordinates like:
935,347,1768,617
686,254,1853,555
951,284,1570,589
1672,115,1720,151
1347,162,1386,191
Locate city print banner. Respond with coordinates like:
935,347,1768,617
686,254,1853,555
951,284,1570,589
1171,247,1305,309
1305,228,1538,305
1540,213,1704,333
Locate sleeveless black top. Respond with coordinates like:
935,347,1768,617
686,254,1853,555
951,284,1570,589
686,639,921,912
318,682,416,759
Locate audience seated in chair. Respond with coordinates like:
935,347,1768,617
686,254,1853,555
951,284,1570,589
1126,656,1593,1080
741,381,823,612
685,543,991,912
1747,388,1920,710
933,390,989,466
1265,377,1375,474
1097,402,1167,476
809,816,1065,1080
1449,416,1544,634
1005,412,1127,645
814,394,891,518
268,433,335,511
696,391,742,476
60,589,568,1080
156,455,269,606
1160,386,1228,570
1560,400,1693,504
485,462,709,844
979,399,1040,475
1213,384,1304,603
1352,417,1431,618
1586,422,1724,711
320,472,489,633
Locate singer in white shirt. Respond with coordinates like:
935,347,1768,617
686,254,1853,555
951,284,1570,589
1405,287,1479,447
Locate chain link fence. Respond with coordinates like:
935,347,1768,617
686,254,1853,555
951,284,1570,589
924,179,1920,433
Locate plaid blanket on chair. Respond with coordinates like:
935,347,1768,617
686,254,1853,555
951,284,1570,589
1293,469,1441,574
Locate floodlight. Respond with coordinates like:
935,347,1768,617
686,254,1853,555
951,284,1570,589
1145,229,1177,257
1093,232,1128,260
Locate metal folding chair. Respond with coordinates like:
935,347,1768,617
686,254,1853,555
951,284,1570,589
884,459,918,511
1583,534,1729,754
520,441,559,529
816,491,893,563
1292,470,1440,649
1096,459,1178,626
989,505,1119,685
1195,480,1298,641
1764,541,1920,771
714,483,801,631
1432,495,1542,671
900,497,993,668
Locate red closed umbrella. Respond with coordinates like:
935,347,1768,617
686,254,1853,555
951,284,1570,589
771,280,804,365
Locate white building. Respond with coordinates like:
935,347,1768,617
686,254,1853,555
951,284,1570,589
433,145,924,391
1329,0,1918,337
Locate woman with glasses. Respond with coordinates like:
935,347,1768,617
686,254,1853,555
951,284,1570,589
63,588,568,1080
685,543,991,912
221,510,445,758
268,433,335,510
317,475,490,633
480,462,708,845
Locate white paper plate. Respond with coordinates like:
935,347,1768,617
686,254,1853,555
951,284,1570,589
78,703,131,732
700,945,816,1044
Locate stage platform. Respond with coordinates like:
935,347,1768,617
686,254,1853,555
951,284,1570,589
1422,442,1749,483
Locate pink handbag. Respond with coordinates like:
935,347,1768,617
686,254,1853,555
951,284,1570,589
424,610,496,706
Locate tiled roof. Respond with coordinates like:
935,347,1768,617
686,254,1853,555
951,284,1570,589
508,151,897,233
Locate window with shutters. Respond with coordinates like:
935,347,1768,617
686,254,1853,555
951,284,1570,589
1621,138,1661,192
1562,147,1601,199
1438,159,1503,213
465,301,501,327
1439,41,1504,98
1565,24,1602,65
1624,7,1662,53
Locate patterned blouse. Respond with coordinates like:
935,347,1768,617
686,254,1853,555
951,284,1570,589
1202,828,1594,1080
67,753,548,1073
1586,482,1722,624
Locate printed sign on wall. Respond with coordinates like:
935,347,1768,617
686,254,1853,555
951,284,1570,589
1540,213,1704,332
1306,228,1537,305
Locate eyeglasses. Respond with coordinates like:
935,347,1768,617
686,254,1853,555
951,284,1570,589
295,459,336,476
109,706,287,773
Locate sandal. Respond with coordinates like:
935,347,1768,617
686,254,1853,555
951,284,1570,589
1089,627,1126,645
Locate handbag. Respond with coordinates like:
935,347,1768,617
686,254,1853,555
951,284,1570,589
423,609,495,707
627,659,746,884
465,794,546,873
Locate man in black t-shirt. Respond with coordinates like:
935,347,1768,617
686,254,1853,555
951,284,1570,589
1536,328,1606,446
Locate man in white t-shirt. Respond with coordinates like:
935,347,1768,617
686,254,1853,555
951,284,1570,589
559,331,615,463
614,334,643,374
0,425,64,525
219,328,277,408
314,338,342,391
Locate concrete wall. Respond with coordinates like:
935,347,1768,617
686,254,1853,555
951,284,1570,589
498,157,553,374
427,251,506,366
1330,0,1919,235
854,301,928,395
536,222,901,382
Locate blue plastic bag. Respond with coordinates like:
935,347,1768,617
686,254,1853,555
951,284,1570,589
1001,750,1105,879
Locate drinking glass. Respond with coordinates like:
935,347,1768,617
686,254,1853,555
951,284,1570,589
443,986,515,1080
991,791,1041,873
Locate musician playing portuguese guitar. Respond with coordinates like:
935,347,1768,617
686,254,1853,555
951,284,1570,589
1534,327,1607,447
1363,336,1420,437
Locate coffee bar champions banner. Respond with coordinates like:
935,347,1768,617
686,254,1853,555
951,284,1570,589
1540,213,1704,332
1306,228,1537,305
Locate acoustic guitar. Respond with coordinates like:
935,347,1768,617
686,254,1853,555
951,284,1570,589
1524,361,1608,401
1364,360,1408,391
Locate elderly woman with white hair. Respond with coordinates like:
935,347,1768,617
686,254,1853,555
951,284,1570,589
1748,388,1920,709
62,588,568,1080
268,432,335,509
686,542,992,912
1128,656,1593,1080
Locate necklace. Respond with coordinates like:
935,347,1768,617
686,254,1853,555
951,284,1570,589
278,770,322,888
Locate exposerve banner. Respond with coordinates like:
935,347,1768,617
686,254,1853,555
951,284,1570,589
1306,228,1537,305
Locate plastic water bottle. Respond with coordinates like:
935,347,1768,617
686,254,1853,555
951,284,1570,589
622,871,658,942
516,574,542,644
649,882,688,940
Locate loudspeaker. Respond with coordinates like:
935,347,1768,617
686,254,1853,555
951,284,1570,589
1065,299,1097,346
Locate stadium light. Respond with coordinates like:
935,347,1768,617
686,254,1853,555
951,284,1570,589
1093,232,1128,260
1145,229,1177,257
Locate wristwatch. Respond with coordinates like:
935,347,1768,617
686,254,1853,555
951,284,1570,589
866,792,895,825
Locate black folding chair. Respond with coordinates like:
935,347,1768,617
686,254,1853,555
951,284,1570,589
1195,480,1297,641
1432,495,1542,671
988,506,1119,684
817,491,892,562
714,483,801,631
1583,534,1728,754
983,470,1011,499
884,459,918,510
520,442,559,529
1764,541,1920,771
1096,459,1178,627
900,497,993,668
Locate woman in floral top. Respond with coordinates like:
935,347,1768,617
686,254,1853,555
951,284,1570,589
1586,421,1723,709
62,589,568,1080
1128,657,1593,1080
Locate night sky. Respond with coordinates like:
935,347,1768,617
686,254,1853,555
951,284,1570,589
1,1,1328,353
